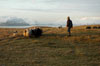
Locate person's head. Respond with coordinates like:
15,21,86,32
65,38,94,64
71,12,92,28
67,16,70,20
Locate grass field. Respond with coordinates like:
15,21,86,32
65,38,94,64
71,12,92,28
0,25,100,66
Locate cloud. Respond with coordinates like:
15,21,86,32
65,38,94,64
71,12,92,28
0,0,100,13
80,17,100,21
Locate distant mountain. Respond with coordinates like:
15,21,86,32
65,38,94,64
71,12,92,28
0,18,30,26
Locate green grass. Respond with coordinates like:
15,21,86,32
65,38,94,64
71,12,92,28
0,27,100,66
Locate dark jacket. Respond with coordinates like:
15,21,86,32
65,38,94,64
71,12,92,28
67,20,73,28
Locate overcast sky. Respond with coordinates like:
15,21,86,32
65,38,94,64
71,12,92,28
0,0,100,25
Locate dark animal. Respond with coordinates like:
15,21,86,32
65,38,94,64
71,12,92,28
93,26,98,29
31,28,42,37
98,26,100,29
86,26,91,29
58,25,62,29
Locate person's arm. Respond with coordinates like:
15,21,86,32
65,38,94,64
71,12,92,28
71,20,73,28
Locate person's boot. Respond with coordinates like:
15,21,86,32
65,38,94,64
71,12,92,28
68,32,71,36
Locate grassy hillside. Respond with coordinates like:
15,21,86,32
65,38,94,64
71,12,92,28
0,25,100,66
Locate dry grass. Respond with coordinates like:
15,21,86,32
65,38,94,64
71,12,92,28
0,25,100,66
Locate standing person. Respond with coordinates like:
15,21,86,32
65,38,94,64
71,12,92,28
66,16,73,36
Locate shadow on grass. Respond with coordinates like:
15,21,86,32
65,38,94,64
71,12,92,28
43,33,67,37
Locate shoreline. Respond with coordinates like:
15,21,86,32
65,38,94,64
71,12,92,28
0,24,100,29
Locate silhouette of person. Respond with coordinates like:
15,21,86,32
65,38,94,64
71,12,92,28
66,16,73,36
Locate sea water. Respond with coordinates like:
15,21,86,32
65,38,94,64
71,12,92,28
0,24,65,28
0,26,32,28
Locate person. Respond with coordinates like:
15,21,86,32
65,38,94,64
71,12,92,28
66,16,73,36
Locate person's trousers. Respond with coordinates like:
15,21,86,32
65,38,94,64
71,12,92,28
68,27,71,32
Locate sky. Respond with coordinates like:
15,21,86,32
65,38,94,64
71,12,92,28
0,0,100,26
